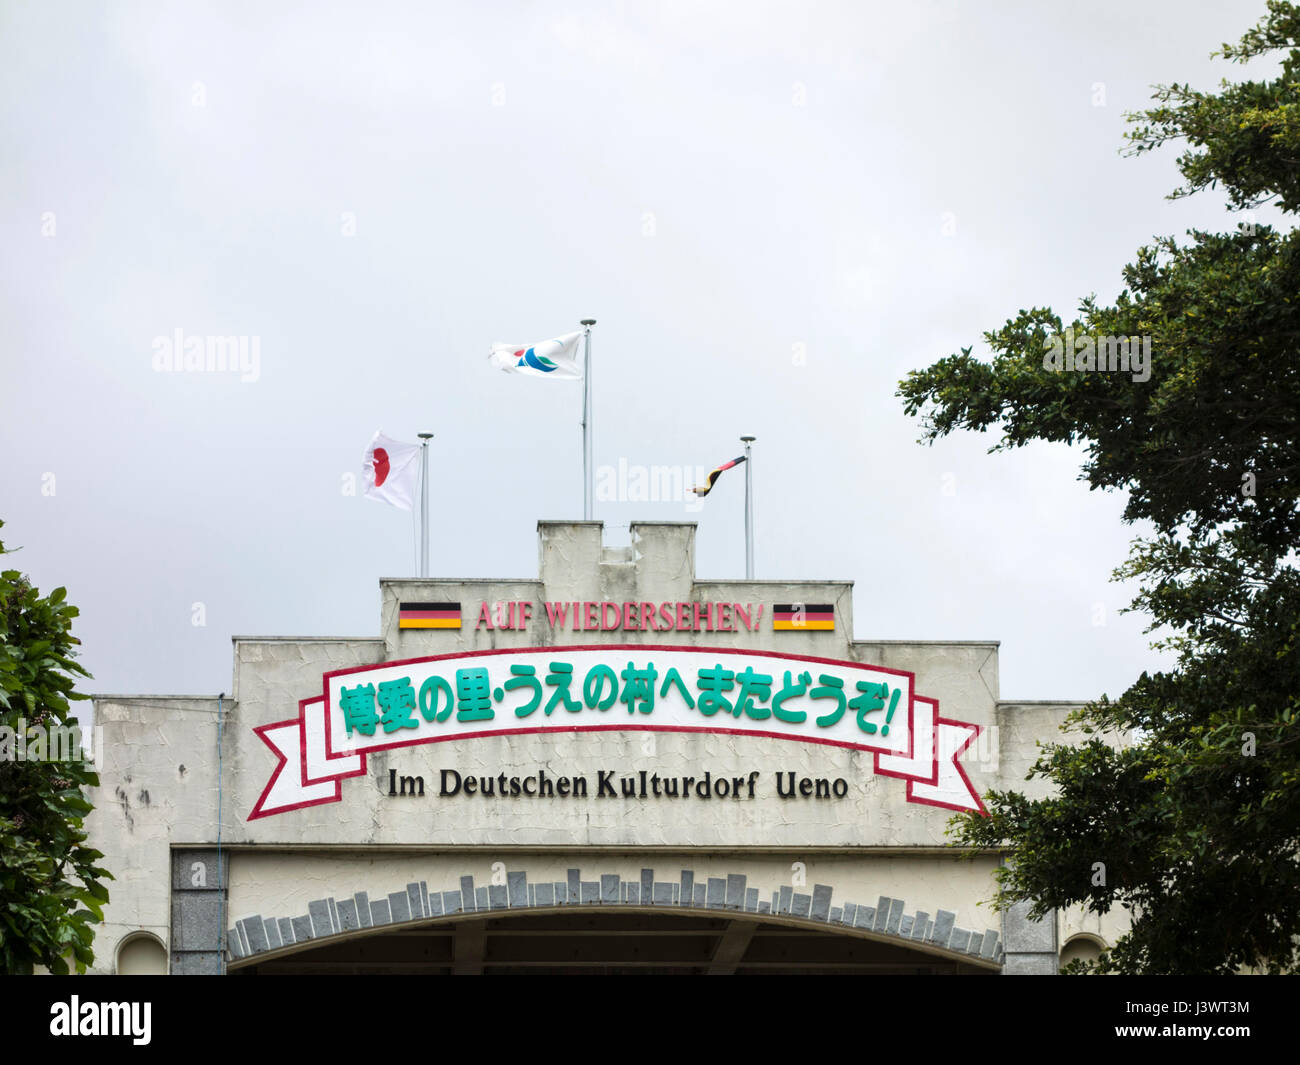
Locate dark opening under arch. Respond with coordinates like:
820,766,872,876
231,909,997,975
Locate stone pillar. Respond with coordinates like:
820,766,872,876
538,520,604,601
170,848,228,975
630,522,696,601
1000,896,1058,974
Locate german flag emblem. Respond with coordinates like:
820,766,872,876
398,602,461,629
772,603,834,631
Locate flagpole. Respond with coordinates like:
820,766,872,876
741,435,755,579
581,319,596,520
418,432,433,577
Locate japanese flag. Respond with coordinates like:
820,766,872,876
363,430,421,511
488,331,583,379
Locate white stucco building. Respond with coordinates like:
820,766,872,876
87,520,1123,974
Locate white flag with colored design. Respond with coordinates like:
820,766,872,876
363,430,420,511
488,331,583,379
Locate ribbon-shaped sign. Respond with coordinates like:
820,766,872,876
249,645,986,819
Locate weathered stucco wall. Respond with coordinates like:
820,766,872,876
84,520,1101,973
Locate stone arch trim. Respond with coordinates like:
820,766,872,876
115,930,169,974
225,864,1001,968
1060,930,1108,965
1062,932,1107,949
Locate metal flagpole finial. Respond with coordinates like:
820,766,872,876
418,433,434,440
581,319,596,327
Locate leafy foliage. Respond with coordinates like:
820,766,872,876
0,521,111,974
898,2,1300,974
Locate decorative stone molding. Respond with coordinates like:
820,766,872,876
225,865,1001,967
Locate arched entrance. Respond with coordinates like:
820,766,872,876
219,856,1006,975
230,908,997,975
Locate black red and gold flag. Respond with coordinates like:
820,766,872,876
693,455,746,497
398,602,461,629
772,603,835,631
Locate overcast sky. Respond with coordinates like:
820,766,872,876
0,0,1280,713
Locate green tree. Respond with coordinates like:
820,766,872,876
897,1,1300,974
0,521,110,973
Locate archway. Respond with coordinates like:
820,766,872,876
116,932,169,975
230,908,997,975
1060,933,1105,970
